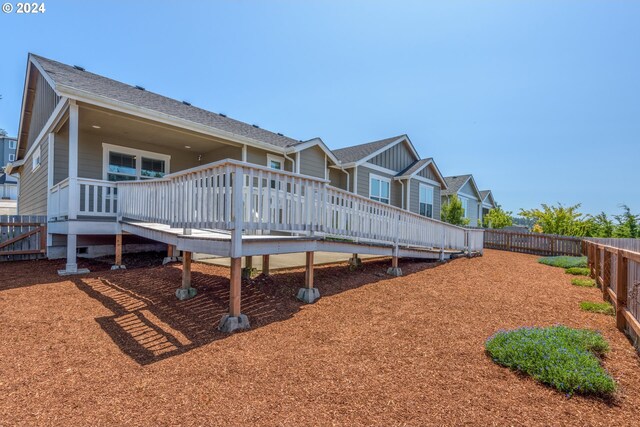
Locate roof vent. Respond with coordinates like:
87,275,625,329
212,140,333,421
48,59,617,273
134,85,145,91
73,65,85,71
277,133,284,136
219,113,227,117
252,124,260,128
182,101,191,106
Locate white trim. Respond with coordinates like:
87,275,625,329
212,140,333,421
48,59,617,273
295,152,301,174
324,154,328,180
369,173,391,204
32,147,42,171
266,154,285,171
19,97,69,163
409,175,442,187
457,191,478,201
353,167,358,193
286,137,340,165
8,140,17,149
482,202,494,209
242,145,247,162
418,182,435,218
343,135,419,167
362,162,397,176
8,154,15,162
102,143,171,180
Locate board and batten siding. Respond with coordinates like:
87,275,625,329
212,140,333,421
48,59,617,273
409,178,441,220
25,70,59,152
369,141,416,172
298,145,326,179
356,166,402,209
417,164,438,181
328,168,347,190
459,180,478,199
18,138,48,215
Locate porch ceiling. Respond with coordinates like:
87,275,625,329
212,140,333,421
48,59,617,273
78,103,240,153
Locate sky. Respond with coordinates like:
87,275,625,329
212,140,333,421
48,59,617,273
0,0,638,217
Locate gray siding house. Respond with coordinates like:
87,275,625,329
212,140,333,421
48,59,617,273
441,174,483,227
479,190,497,226
331,135,447,220
1,136,18,169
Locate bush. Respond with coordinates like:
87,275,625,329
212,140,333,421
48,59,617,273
571,278,596,288
566,267,591,276
538,256,587,269
485,325,615,397
580,301,614,316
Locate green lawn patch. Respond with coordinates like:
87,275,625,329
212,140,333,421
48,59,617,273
485,325,615,397
538,256,587,269
566,267,591,276
571,278,596,288
580,301,614,316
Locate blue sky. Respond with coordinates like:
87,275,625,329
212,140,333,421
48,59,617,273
1,0,638,216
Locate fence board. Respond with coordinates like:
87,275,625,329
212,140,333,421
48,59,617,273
0,215,47,262
483,229,583,256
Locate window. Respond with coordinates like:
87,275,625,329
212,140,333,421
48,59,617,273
9,140,17,149
370,174,390,204
8,154,15,162
103,144,170,182
419,183,434,218
32,147,41,170
267,154,284,171
459,196,469,218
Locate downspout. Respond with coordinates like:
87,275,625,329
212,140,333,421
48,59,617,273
283,151,296,173
337,164,350,191
398,179,405,210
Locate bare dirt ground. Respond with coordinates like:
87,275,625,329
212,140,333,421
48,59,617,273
1,250,639,426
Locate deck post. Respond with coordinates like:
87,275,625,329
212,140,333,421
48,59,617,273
176,251,197,300
262,255,270,276
111,233,126,270
58,234,90,275
297,251,320,303
387,247,403,276
162,244,179,265
219,257,250,332
242,256,253,279
348,253,362,268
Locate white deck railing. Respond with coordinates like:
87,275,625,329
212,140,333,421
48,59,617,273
117,159,482,252
49,177,118,219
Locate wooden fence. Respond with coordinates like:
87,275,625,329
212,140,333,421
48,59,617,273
0,215,47,261
585,239,640,345
483,229,583,256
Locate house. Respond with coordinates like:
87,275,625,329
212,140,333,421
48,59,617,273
1,135,18,170
479,190,497,226
331,135,448,220
441,174,483,227
7,53,483,332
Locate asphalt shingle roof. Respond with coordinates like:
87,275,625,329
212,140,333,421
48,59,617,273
332,135,405,164
32,54,303,149
442,175,473,196
396,158,433,177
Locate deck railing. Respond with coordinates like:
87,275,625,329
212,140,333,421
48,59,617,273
117,159,482,253
49,178,118,219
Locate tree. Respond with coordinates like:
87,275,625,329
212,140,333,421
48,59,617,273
442,195,470,226
519,203,591,236
613,205,639,238
483,205,513,229
590,212,614,238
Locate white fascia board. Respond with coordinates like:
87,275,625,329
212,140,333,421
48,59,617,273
363,162,398,176
19,97,69,163
286,137,340,165
353,135,417,167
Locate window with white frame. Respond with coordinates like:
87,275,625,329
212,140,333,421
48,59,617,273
419,183,434,218
267,154,284,171
103,144,170,182
8,154,15,162
370,174,390,204
459,196,469,218
32,147,41,170
9,140,17,149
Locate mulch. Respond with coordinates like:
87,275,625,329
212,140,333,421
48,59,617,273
1,250,639,426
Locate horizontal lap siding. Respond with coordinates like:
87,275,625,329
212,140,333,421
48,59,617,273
298,146,325,179
369,141,415,172
54,122,69,184
409,178,441,220
246,146,293,172
201,145,242,163
357,166,402,208
18,139,48,215
329,168,347,190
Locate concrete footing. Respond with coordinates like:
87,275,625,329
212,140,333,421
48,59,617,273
348,256,362,268
297,287,321,304
241,267,255,280
110,265,127,270
218,314,250,333
58,268,91,276
386,267,403,276
162,256,180,265
175,287,197,300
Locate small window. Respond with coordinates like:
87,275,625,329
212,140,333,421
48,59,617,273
9,140,16,149
8,154,15,162
459,196,469,218
267,155,284,171
370,174,390,204
419,183,434,218
32,147,41,170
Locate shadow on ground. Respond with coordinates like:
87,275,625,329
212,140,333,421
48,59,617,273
71,256,444,365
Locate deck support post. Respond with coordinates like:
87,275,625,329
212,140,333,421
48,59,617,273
242,256,253,279
262,255,270,276
176,251,197,300
387,247,403,276
297,251,320,303
163,244,180,265
219,257,250,332
111,233,126,270
58,234,89,276
348,253,362,268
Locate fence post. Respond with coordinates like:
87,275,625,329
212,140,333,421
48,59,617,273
603,249,611,300
616,249,628,332
594,246,601,287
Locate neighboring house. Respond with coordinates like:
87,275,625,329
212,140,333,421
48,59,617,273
331,135,448,220
7,54,340,262
1,136,18,170
441,174,483,227
479,190,497,226
0,173,18,200
0,137,19,212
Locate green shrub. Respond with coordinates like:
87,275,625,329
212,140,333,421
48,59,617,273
566,267,591,276
538,256,587,269
486,325,615,397
571,278,596,288
580,301,614,316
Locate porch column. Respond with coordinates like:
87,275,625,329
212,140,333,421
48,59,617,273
297,251,320,303
348,253,362,269
219,257,250,332
176,251,197,300
111,234,126,270
387,247,403,276
163,244,179,265
57,234,89,276
262,255,270,276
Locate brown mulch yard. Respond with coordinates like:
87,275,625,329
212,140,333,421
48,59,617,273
2,249,640,426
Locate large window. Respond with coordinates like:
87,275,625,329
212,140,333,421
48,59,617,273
370,174,390,204
419,183,434,218
103,144,170,182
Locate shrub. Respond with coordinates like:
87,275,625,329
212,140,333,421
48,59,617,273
538,256,587,269
485,325,615,397
580,301,614,316
571,278,596,288
566,267,591,276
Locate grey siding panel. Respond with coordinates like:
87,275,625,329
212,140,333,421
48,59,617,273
328,168,347,190
201,144,242,163
299,146,325,179
409,179,441,220
418,164,438,181
26,71,59,152
54,122,69,184
441,193,479,226
356,166,402,208
370,141,416,172
18,138,48,215
246,146,292,172
459,180,478,199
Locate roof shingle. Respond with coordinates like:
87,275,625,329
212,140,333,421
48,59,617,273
332,135,405,164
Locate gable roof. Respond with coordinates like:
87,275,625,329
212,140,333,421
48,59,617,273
480,190,496,207
394,158,447,188
28,54,304,152
441,174,481,199
286,137,340,165
332,134,419,166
